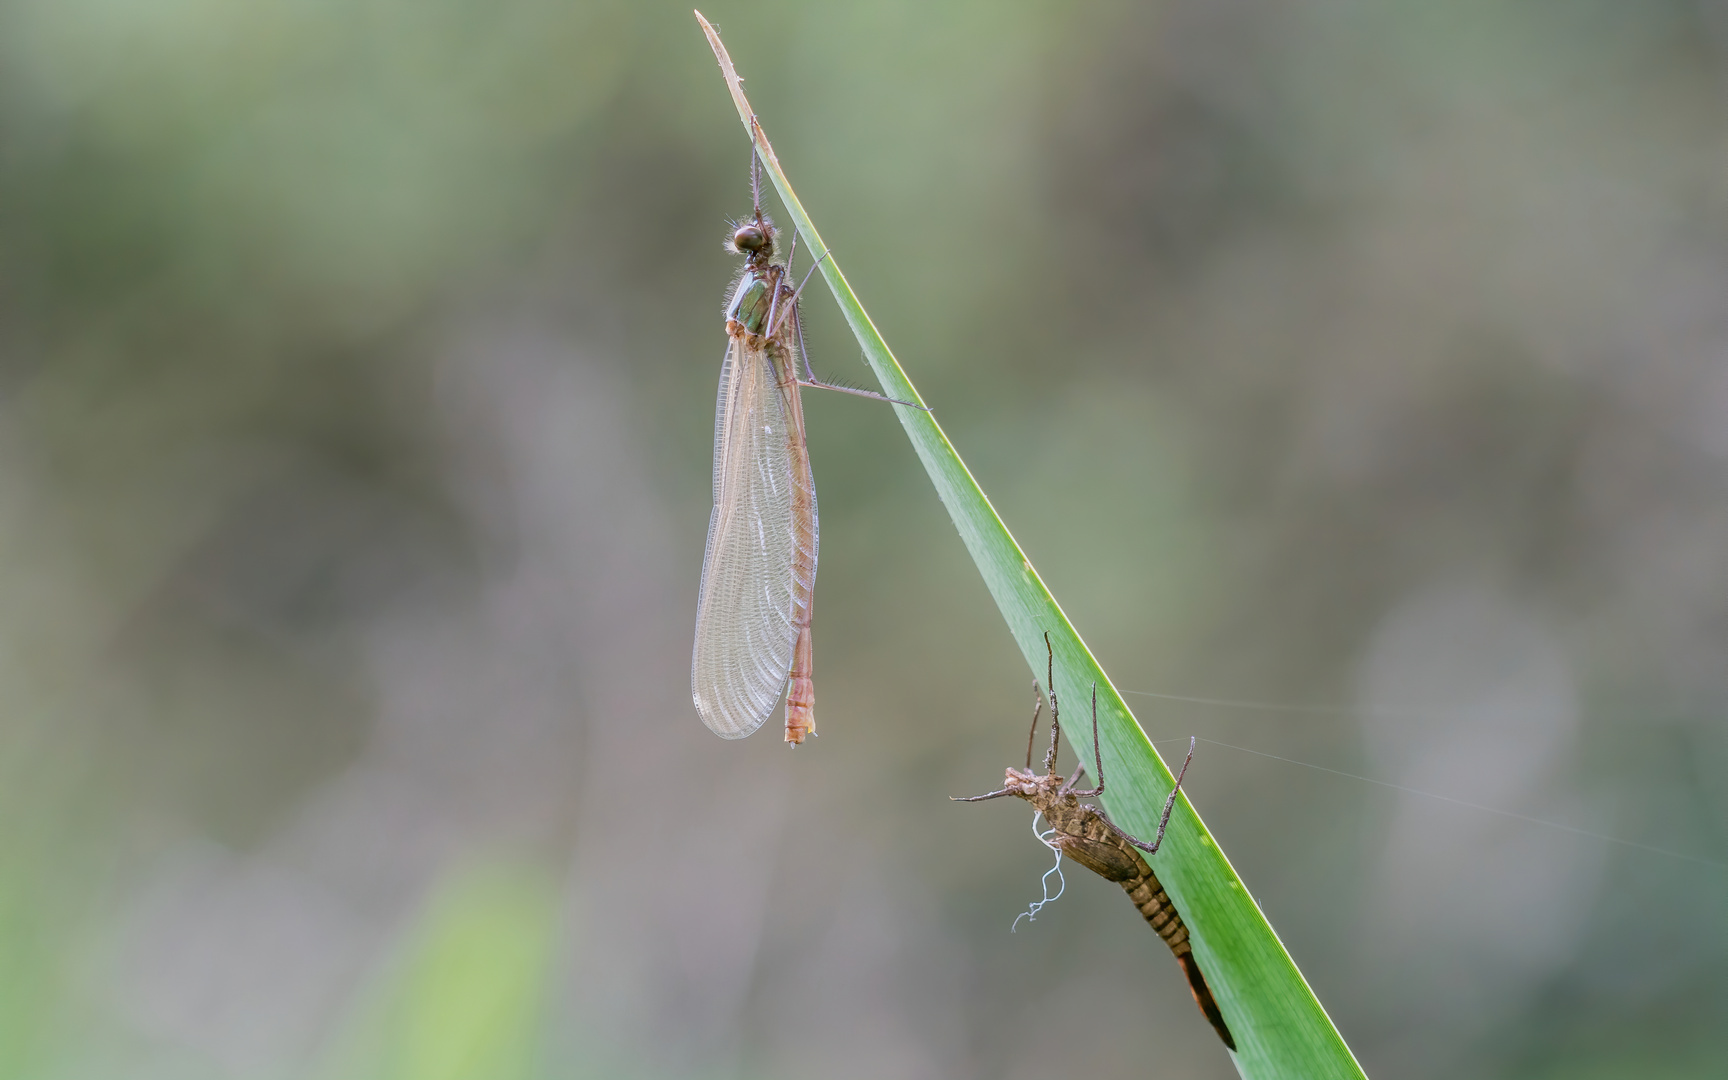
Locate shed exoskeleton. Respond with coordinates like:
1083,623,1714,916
954,635,1237,1051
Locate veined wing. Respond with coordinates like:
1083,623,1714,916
692,334,812,737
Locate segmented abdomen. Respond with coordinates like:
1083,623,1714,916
1122,865,1236,1051
1124,868,1192,952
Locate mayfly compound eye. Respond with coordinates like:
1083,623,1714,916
733,224,767,253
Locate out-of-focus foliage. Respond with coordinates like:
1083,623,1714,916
319,864,559,1080
0,2,1723,1079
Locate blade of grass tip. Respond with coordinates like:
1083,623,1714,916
694,13,1366,1079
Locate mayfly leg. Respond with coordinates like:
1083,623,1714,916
1136,737,1197,855
1042,632,1062,775
764,243,820,356
749,145,763,217
771,247,926,410
793,304,928,409
1087,732,1198,856
761,229,798,343
1024,680,1045,771
1062,686,1106,797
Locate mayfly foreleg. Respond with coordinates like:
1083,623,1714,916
1042,696,1064,777
757,210,800,339
1024,680,1045,770
749,146,762,216
1041,633,1063,776
1061,684,1110,799
767,248,824,339
762,266,785,346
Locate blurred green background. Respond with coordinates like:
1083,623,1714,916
1,1,1725,1077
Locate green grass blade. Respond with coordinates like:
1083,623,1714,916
696,12,1367,1078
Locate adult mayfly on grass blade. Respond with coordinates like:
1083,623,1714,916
691,156,919,745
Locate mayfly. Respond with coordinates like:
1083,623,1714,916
954,636,1238,1050
692,155,917,745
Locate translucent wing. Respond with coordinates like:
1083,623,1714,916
692,334,816,737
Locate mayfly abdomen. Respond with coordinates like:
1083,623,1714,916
1124,872,1190,949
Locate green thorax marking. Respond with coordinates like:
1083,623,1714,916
727,269,774,336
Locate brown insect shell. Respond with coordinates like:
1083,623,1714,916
1001,769,1145,884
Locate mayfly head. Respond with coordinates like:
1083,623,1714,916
728,213,776,262
1000,767,1062,806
